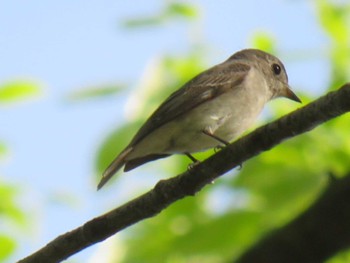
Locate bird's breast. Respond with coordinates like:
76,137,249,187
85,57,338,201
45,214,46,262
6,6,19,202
127,82,269,159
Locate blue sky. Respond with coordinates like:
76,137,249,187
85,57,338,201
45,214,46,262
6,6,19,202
0,1,331,262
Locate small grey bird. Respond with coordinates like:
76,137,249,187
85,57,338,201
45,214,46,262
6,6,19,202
98,49,301,189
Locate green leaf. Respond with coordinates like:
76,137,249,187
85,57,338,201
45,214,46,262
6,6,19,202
0,184,26,225
0,81,41,103
317,0,349,45
0,142,8,160
316,0,350,89
66,84,125,102
0,235,16,261
165,2,198,19
251,32,276,53
327,248,350,263
122,17,164,28
122,2,198,29
162,51,205,83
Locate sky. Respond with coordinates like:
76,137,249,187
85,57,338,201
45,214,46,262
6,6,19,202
0,1,332,262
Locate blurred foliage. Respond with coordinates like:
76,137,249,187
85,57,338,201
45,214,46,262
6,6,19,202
0,184,26,226
0,235,16,261
0,81,41,105
317,0,350,89
0,142,8,160
0,184,26,261
0,80,42,261
66,83,125,102
93,0,350,262
327,249,350,263
122,1,198,28
0,178,28,262
251,32,276,53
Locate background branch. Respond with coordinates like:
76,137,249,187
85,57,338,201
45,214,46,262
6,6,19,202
19,84,350,263
236,173,350,263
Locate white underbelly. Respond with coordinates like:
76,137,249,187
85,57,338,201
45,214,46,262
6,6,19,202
126,89,266,160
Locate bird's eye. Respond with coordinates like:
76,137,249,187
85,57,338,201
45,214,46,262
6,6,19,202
272,63,281,75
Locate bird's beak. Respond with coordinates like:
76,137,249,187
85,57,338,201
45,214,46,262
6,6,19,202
283,84,301,103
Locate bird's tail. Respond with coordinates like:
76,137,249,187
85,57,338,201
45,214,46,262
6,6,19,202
97,147,133,190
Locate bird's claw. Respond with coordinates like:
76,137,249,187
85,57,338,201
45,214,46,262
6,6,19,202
188,161,201,170
214,145,225,153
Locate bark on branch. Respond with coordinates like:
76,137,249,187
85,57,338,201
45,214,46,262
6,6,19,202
18,84,350,263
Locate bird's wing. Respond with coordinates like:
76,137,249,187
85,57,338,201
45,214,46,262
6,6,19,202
129,61,251,146
98,61,251,189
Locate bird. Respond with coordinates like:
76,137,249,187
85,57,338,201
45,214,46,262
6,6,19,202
97,49,301,190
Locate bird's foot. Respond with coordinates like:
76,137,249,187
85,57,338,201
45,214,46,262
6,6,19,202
187,161,201,170
185,152,201,170
202,130,230,146
214,145,225,153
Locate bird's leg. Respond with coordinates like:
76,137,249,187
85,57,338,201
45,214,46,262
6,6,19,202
185,152,200,170
202,129,230,146
202,129,243,170
185,152,198,162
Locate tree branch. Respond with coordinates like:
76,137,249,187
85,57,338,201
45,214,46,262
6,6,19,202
236,173,350,263
18,84,350,263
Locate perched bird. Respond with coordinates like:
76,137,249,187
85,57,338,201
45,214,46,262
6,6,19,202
97,49,301,189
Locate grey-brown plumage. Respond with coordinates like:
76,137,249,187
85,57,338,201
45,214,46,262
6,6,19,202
97,49,301,190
